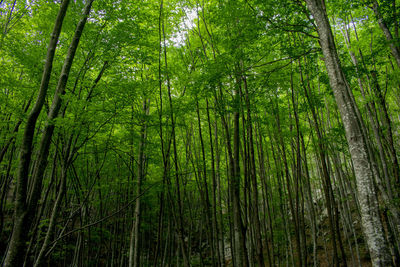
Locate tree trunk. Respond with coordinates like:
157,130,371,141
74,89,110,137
129,100,149,267
3,1,70,265
232,76,249,267
305,0,392,265
370,0,400,69
206,98,222,267
243,76,265,267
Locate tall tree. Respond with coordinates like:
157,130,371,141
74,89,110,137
3,1,71,265
304,0,392,265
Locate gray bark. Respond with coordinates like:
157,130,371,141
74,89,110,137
305,0,392,266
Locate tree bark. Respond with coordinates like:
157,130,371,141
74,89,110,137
3,1,70,265
370,0,400,69
243,76,265,267
129,99,149,267
305,0,392,265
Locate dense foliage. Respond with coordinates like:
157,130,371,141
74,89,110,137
1,0,400,266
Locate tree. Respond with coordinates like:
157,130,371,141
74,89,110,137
304,0,392,265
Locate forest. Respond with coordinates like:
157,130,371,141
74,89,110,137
1,0,400,266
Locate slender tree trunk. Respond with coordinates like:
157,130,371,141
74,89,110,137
232,76,249,267
129,100,149,267
0,142,15,235
370,71,400,189
256,121,274,267
33,157,68,267
0,96,32,165
206,98,222,267
275,96,302,266
243,76,264,267
161,2,189,264
370,0,400,69
299,58,342,266
214,114,226,265
3,1,70,265
290,69,307,267
300,132,319,267
268,120,294,266
196,100,217,266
